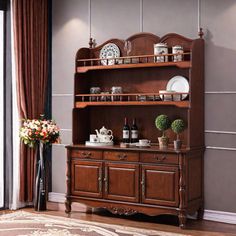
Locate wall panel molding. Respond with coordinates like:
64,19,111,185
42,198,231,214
206,146,236,151
60,128,72,132
139,0,143,32
205,91,236,94
52,94,73,97
52,143,67,147
205,130,236,135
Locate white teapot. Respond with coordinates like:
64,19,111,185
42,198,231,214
95,126,113,143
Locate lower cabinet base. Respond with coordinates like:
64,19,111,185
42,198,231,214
65,197,203,229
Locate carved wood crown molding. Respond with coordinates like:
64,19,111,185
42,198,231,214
89,32,194,50
75,32,201,63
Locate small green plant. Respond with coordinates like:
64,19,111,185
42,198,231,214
171,119,185,140
155,114,171,137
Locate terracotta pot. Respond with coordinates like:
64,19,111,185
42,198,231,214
158,136,169,149
174,140,182,150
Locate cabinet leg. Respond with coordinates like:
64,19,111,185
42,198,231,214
197,206,204,220
86,206,93,214
65,200,71,214
178,212,187,229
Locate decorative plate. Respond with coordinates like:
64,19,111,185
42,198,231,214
166,76,189,100
99,43,120,65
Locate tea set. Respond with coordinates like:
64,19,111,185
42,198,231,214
95,126,113,142
86,126,114,146
86,126,151,147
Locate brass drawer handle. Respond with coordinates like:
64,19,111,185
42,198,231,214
81,152,92,158
155,155,166,162
117,154,127,160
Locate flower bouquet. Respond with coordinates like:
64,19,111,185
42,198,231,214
19,115,60,211
19,116,60,147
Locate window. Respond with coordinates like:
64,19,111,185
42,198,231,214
0,10,4,208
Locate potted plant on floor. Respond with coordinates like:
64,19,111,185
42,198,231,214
155,114,171,149
171,119,185,149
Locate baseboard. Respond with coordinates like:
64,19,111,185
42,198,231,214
48,192,236,225
48,192,66,203
204,210,236,225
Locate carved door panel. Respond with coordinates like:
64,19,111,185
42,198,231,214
71,160,103,198
141,165,179,207
104,163,139,202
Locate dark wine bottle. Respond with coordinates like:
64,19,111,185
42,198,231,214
131,118,138,143
122,117,130,143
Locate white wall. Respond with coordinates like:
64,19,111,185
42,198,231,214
0,10,4,208
52,0,236,213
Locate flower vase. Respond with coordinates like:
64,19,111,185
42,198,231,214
34,141,47,211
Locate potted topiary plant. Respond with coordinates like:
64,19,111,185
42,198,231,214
155,114,171,149
171,119,185,149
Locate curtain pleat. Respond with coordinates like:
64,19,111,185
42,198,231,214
12,0,48,202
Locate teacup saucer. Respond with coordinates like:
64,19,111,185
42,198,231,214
85,141,114,146
136,143,151,148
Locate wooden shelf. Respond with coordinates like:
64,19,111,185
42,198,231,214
75,100,190,108
66,144,191,154
77,61,191,73
68,33,204,228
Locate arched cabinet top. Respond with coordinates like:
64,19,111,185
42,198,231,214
75,32,204,71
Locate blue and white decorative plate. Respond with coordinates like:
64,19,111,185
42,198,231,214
100,43,120,65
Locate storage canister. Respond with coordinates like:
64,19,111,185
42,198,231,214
154,43,168,62
111,86,123,101
90,87,101,101
172,45,183,62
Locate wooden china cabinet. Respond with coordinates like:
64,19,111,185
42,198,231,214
65,32,204,229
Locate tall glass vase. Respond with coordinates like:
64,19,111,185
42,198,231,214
34,141,47,211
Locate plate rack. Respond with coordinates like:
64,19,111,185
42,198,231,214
77,52,191,67
75,92,189,102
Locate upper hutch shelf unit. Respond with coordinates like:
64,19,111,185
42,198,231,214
66,32,204,229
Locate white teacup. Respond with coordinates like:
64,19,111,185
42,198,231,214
139,139,151,146
90,134,98,142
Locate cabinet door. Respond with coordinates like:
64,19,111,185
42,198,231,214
71,160,103,198
104,163,139,202
141,165,179,207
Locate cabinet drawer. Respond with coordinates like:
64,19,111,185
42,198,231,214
71,149,102,159
140,152,178,165
104,151,139,162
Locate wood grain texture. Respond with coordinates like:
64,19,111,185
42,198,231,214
141,165,179,207
71,160,103,199
67,32,204,229
140,152,179,165
104,162,139,203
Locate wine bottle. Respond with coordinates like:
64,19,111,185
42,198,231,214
122,117,130,143
131,118,138,143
